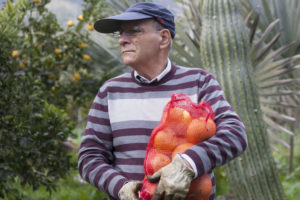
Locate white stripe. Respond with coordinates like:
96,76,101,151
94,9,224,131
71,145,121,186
86,122,111,134
114,150,146,159
108,95,198,123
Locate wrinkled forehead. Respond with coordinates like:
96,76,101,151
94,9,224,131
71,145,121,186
120,19,155,30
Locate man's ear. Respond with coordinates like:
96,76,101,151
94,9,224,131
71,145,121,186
159,29,171,49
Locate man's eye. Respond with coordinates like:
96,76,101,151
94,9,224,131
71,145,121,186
119,26,142,36
128,29,140,34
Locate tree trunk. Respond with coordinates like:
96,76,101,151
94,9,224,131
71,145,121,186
200,0,285,199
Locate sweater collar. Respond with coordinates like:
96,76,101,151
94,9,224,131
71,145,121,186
134,58,171,84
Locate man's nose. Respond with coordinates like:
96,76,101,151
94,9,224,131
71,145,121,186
118,33,130,46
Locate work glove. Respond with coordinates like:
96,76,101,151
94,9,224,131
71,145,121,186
119,181,142,200
147,154,195,200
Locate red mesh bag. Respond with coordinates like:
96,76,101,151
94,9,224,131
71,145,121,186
138,93,216,200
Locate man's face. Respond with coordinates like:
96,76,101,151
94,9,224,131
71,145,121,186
118,19,162,68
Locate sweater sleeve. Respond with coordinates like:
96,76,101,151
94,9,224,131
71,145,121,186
184,72,248,177
78,88,127,199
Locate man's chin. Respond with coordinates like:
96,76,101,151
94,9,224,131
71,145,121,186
122,58,136,66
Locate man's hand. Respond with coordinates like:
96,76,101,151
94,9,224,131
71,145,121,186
147,154,195,200
119,181,142,200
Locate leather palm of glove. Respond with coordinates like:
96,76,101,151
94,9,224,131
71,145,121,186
147,154,195,200
119,181,142,200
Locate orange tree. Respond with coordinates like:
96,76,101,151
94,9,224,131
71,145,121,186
0,0,110,198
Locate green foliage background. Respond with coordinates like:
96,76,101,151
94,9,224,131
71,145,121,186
0,0,109,198
1,0,299,199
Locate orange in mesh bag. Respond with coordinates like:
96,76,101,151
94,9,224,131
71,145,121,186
138,93,216,200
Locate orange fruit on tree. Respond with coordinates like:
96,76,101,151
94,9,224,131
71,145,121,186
185,174,212,200
172,143,194,160
82,54,91,61
153,128,177,153
87,24,94,31
79,42,88,48
12,50,19,58
78,14,84,21
186,118,216,144
19,62,24,70
73,72,81,82
67,20,74,27
54,48,61,55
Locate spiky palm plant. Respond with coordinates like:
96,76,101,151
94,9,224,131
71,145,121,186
199,0,286,199
246,0,300,57
173,0,300,156
245,12,300,164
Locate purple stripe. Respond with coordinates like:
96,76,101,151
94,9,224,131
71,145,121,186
114,143,148,152
217,115,241,124
215,132,238,157
115,158,144,165
84,160,108,183
85,128,112,140
198,73,215,88
78,156,95,173
209,193,215,200
173,68,207,79
102,81,199,94
79,144,112,163
199,85,222,102
222,126,247,151
217,116,246,132
214,106,233,117
211,175,215,185
79,143,109,156
217,117,246,132
88,115,110,126
91,102,108,112
207,95,225,106
113,128,152,138
93,165,113,187
206,139,227,164
113,178,127,199
120,172,144,180
185,149,205,176
201,143,217,168
104,172,119,195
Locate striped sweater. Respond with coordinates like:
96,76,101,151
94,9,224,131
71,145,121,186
78,63,248,200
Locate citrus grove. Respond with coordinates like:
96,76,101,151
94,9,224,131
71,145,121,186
0,0,112,198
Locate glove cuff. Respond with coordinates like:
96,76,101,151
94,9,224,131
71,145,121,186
118,181,129,199
173,154,195,178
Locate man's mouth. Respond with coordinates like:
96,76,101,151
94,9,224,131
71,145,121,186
122,50,135,53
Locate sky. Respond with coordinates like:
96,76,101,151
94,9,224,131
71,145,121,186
46,0,181,28
0,0,181,28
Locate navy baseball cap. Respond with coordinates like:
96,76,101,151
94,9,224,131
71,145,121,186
94,2,176,39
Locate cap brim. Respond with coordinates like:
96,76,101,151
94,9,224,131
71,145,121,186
94,12,153,33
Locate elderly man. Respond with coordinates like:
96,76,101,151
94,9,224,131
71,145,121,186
78,2,247,200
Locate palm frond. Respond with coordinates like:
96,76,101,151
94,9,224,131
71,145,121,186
247,0,300,55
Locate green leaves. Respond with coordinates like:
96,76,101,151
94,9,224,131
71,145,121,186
0,0,98,198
